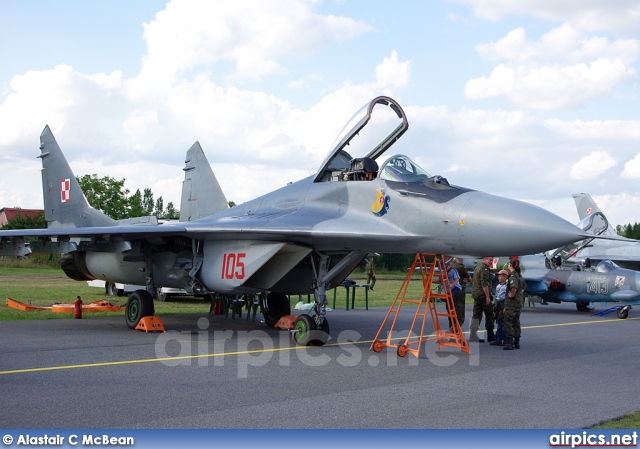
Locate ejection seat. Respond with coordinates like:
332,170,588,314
348,157,378,181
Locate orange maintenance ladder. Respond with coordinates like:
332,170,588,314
370,253,469,358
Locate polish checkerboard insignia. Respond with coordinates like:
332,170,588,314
60,178,70,203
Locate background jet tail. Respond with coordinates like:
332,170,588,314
572,193,617,237
39,125,116,228
180,141,228,221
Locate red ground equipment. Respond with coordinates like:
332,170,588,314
74,296,83,319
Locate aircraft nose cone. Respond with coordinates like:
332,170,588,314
459,192,585,256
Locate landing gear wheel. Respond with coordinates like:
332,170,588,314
576,301,589,312
293,315,317,346
397,344,409,357
617,306,630,319
106,282,117,296
125,290,155,329
262,292,291,327
372,340,385,353
155,290,171,302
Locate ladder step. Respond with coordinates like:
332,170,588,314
370,253,469,357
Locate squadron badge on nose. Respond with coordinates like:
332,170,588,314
371,188,390,217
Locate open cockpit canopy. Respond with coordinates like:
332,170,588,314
314,96,409,183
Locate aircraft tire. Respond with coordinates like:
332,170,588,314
293,315,317,346
617,307,629,319
292,315,331,346
125,290,155,329
263,292,291,327
576,301,589,312
106,282,117,296
155,290,171,302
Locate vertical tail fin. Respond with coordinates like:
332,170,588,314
39,125,116,228
572,193,617,237
180,142,228,222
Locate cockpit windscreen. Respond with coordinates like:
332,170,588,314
380,155,432,182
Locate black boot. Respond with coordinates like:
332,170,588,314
487,328,494,343
514,337,520,349
503,337,514,350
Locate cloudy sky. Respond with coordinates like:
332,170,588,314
1,0,639,229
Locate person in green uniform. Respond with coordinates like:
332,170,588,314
470,256,495,343
366,256,376,291
503,258,527,350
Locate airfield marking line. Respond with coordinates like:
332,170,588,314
522,316,640,330
1,316,636,375
0,342,347,376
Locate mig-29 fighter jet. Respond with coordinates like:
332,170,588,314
0,96,590,345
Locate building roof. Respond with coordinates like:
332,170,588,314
0,207,44,227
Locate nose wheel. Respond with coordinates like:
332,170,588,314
293,314,330,346
617,305,631,319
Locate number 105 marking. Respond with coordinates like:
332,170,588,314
221,253,246,279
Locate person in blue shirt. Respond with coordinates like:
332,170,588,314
490,270,509,346
445,259,463,332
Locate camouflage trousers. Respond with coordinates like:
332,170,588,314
503,300,522,338
470,296,494,333
367,274,376,290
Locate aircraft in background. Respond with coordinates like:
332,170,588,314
517,255,640,318
561,193,640,271
0,96,591,345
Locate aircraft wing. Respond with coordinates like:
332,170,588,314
0,209,412,250
0,224,187,239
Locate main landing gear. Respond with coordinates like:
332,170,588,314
262,292,291,327
125,290,155,329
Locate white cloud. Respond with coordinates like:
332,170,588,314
569,151,617,180
466,23,638,109
456,0,640,36
476,23,640,65
621,153,640,179
130,0,371,100
375,51,412,89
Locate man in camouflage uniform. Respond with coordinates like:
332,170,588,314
470,256,495,343
503,258,527,350
366,256,376,291
451,257,471,326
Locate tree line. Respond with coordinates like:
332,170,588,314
615,223,640,240
2,175,178,229
76,174,178,220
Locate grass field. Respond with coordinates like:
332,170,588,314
1,262,638,428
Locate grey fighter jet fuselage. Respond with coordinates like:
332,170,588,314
0,96,591,345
